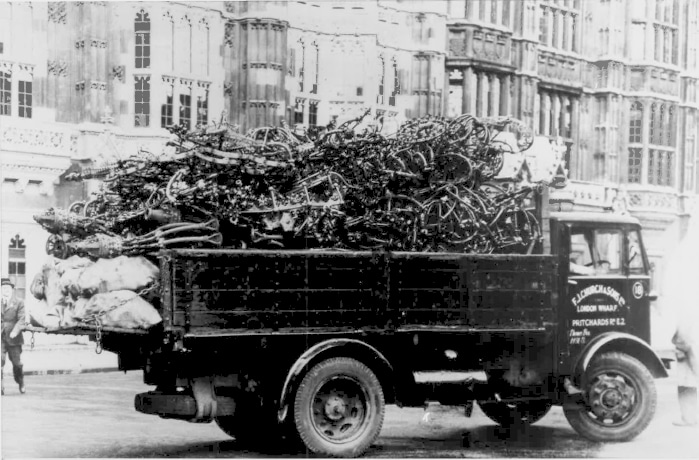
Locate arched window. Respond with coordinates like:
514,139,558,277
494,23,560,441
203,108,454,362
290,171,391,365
298,41,306,92
8,234,26,300
629,101,643,143
658,104,665,145
649,103,657,144
135,10,150,69
377,57,385,104
667,105,675,146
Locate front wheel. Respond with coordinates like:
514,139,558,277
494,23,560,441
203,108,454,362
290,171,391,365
564,352,656,442
478,399,552,426
294,357,385,458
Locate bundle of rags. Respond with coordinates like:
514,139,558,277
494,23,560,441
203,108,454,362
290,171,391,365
29,255,161,330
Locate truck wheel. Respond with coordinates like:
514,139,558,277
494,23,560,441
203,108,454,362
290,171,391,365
564,352,656,442
294,357,385,458
478,399,552,426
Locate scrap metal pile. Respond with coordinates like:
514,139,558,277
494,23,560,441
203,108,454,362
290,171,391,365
35,112,542,260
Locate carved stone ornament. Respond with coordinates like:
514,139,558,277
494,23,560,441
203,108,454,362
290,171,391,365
75,39,85,49
224,81,234,95
91,39,107,48
225,22,235,47
90,81,107,90
75,81,85,90
48,2,67,24
48,60,68,77
112,65,125,83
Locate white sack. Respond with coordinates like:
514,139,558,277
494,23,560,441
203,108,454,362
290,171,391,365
82,290,162,329
72,256,159,298
27,298,61,329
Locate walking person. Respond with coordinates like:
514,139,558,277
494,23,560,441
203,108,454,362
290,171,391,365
662,217,699,427
1,278,26,395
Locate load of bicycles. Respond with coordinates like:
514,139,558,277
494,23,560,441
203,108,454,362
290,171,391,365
35,111,546,259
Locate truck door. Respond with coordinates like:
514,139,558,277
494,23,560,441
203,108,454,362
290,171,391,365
565,226,631,363
624,228,653,344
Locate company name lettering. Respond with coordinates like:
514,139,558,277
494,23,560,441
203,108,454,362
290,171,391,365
571,284,626,308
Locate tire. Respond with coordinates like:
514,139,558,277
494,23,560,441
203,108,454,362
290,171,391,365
478,399,552,426
293,357,385,458
564,352,656,442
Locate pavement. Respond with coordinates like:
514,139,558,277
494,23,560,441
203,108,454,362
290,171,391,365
20,342,119,376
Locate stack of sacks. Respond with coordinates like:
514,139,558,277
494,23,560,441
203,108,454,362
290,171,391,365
29,255,162,330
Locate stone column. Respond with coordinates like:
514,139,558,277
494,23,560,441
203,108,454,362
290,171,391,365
463,67,473,115
559,95,568,137
543,93,552,136
499,75,510,116
489,75,498,116
475,71,483,116
570,97,580,178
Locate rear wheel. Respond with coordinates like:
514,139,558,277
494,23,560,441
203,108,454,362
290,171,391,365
563,352,656,442
293,357,385,458
478,399,552,426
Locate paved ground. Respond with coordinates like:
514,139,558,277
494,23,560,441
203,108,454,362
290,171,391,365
19,343,118,375
1,371,697,458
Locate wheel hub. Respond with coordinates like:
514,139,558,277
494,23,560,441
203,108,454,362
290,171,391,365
324,395,347,421
588,374,635,422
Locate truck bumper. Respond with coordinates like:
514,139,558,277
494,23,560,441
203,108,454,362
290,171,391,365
135,391,236,421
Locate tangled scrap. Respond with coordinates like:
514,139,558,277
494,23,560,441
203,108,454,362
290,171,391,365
35,112,544,259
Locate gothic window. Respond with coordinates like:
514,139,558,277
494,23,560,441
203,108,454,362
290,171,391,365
628,148,642,183
134,76,150,127
479,0,486,21
0,71,10,116
541,1,579,51
161,83,174,127
135,10,150,69
179,91,192,130
294,99,304,124
629,101,642,143
377,57,385,105
648,149,657,184
197,90,208,127
502,0,510,26
298,42,305,92
18,80,31,118
649,103,657,144
8,234,26,300
390,59,399,106
490,0,497,23
539,6,549,45
309,101,318,127
312,42,319,94
667,105,675,146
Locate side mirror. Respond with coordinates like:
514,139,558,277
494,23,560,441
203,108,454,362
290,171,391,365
647,290,658,301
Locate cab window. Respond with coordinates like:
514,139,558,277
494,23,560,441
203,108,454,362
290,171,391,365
569,227,622,276
627,230,646,274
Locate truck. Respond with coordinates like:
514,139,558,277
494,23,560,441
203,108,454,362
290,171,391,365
32,189,668,458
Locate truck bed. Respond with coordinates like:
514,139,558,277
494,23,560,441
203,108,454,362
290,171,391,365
160,249,558,336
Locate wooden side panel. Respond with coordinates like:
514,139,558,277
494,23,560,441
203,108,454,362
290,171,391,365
166,249,557,335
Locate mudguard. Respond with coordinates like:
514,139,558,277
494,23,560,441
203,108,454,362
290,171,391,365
574,331,668,379
277,338,394,422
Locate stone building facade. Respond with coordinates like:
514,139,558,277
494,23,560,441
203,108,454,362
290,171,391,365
1,1,697,342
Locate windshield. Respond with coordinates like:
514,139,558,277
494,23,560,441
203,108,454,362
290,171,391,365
569,227,622,276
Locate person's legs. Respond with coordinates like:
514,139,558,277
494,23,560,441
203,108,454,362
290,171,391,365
676,386,698,426
6,345,23,393
1,338,6,395
674,357,698,426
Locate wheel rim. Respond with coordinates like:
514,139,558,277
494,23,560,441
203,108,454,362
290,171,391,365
584,371,639,427
309,375,370,444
